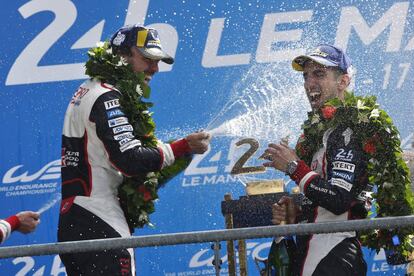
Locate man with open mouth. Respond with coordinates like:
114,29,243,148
264,44,370,276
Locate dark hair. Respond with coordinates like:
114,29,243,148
331,67,345,78
111,46,133,57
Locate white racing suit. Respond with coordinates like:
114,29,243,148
58,79,190,275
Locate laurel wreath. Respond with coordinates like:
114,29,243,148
85,42,191,229
295,92,414,258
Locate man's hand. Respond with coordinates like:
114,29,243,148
185,131,211,154
272,196,297,225
263,143,299,173
16,211,40,234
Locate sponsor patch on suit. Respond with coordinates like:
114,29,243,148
114,132,134,141
332,161,355,173
104,99,120,110
106,108,125,119
113,124,133,134
108,117,129,127
120,140,141,152
331,178,353,191
332,170,355,182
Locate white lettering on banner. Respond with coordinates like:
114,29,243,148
13,255,66,276
202,18,251,68
6,0,175,86
406,36,414,51
182,174,238,187
0,182,58,197
124,0,148,25
6,0,85,85
371,262,408,272
256,10,313,63
2,160,61,183
369,249,408,272
188,242,271,268
383,63,412,90
336,2,409,51
183,138,274,187
185,147,219,175
332,161,355,172
6,1,414,85
71,20,104,50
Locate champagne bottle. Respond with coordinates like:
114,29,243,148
268,218,290,276
267,237,291,276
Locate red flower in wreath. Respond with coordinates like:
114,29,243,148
363,139,376,154
297,133,306,143
321,106,337,119
138,185,152,202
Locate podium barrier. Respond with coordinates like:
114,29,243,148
0,216,414,275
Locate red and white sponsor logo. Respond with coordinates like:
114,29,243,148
70,87,89,105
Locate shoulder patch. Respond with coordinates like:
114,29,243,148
108,117,129,127
106,108,125,119
104,99,120,110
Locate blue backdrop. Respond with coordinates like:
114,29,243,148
1,0,414,275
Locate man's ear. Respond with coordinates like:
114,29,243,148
337,74,350,91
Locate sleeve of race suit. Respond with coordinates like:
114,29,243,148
290,127,369,215
0,215,20,244
89,90,192,176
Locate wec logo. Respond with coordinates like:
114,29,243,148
2,160,61,184
189,241,270,268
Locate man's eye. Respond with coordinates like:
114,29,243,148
315,72,326,78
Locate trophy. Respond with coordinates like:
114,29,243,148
229,136,296,196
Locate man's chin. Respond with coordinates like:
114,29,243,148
310,102,321,111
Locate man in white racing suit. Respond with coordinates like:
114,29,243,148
58,24,210,275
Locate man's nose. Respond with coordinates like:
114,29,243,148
304,76,316,89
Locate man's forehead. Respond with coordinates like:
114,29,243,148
303,60,330,71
